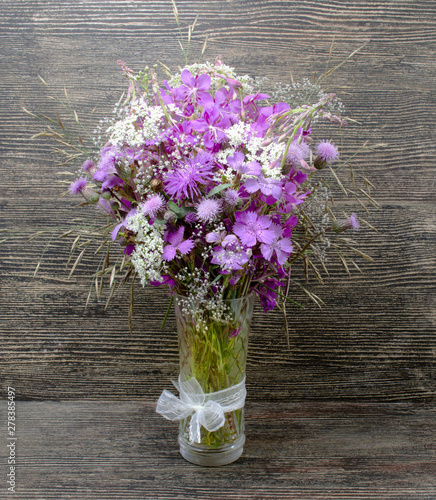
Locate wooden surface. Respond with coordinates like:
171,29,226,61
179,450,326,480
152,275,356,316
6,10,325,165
3,401,436,500
1,0,436,498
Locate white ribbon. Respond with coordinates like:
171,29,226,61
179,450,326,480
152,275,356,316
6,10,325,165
156,376,246,443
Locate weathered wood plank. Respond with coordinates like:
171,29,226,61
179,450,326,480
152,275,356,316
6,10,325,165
2,400,435,499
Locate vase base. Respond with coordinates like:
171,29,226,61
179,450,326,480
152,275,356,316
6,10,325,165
179,436,245,467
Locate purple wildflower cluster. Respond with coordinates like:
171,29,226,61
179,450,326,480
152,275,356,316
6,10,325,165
70,59,349,312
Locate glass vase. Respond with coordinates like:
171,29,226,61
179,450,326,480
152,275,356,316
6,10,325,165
174,293,255,466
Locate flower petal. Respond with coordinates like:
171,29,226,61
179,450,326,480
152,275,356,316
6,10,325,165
167,226,185,246
233,223,256,247
162,245,176,261
244,178,260,194
180,69,195,87
260,243,273,261
177,238,195,255
196,74,211,91
257,228,276,245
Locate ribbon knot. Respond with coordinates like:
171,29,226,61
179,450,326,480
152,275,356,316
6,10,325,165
156,375,246,443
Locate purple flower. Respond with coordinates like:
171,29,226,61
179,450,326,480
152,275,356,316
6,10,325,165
244,175,282,201
124,244,135,255
111,208,138,241
82,158,95,172
206,230,227,244
125,147,146,161
211,241,250,273
184,212,197,224
169,121,197,147
177,69,213,107
221,234,238,247
142,194,165,218
260,224,293,266
290,169,308,185
69,177,88,195
196,198,221,223
150,275,176,287
250,106,273,137
111,222,124,241
283,181,297,198
257,279,283,312
286,141,310,167
164,153,214,200
162,226,195,261
223,188,241,207
94,148,118,182
251,102,289,137
243,93,270,119
229,327,242,338
226,151,261,176
273,102,291,115
101,174,124,191
232,211,275,247
161,81,176,106
349,213,360,231
191,105,231,150
214,87,241,122
282,215,298,238
316,140,339,163
282,182,310,209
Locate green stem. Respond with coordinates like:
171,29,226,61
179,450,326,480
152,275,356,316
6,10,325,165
160,295,174,329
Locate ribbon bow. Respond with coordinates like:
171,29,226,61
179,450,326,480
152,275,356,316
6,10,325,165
156,376,246,443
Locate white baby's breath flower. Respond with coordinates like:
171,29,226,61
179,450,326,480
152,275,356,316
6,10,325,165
107,98,164,148
125,212,167,285
245,138,285,180
226,122,251,149
213,164,237,184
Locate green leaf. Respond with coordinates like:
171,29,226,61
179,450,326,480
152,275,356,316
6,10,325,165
207,183,231,198
153,219,166,226
177,206,196,218
168,201,181,213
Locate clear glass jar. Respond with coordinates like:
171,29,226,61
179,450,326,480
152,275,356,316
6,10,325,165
174,293,255,466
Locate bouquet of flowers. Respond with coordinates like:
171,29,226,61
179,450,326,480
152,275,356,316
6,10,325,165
28,29,375,462
69,58,361,316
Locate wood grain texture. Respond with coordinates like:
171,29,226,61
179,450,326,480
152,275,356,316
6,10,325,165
0,1,435,497
2,400,436,499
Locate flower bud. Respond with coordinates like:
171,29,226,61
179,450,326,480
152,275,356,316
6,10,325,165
163,210,177,223
86,192,100,204
313,156,327,170
332,214,360,233
150,178,164,192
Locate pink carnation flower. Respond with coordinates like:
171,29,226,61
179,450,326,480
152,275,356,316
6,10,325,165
260,224,293,266
244,175,282,201
232,211,275,247
162,226,195,261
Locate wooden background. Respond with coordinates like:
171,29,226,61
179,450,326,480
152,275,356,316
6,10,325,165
1,1,435,498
